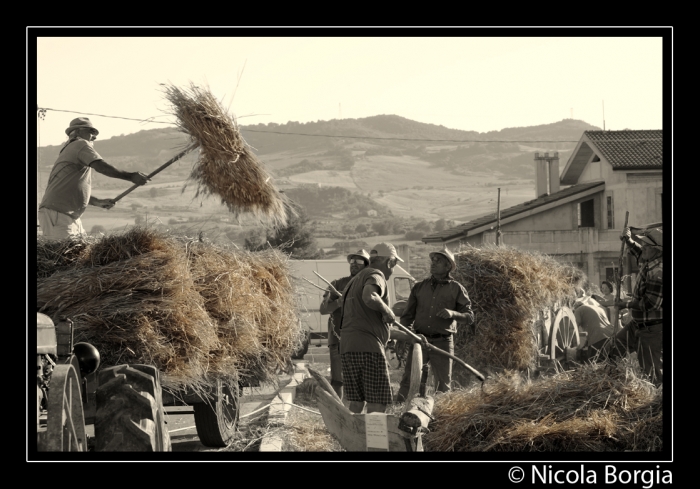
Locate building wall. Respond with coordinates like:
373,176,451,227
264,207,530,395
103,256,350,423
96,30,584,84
499,204,573,232
577,152,662,228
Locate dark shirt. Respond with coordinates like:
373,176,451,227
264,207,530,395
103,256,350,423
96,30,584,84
400,276,474,335
627,242,663,323
322,275,354,346
339,268,389,354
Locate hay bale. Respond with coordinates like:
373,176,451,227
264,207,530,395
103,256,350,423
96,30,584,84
36,228,303,390
163,82,290,228
424,359,662,452
451,244,583,377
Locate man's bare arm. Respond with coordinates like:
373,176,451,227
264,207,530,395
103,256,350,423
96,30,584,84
364,289,396,324
91,160,151,185
319,291,341,315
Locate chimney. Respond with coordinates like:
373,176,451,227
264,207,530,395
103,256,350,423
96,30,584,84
549,152,560,194
533,152,560,198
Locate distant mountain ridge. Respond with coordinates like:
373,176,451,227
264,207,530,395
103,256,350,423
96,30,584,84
38,115,600,169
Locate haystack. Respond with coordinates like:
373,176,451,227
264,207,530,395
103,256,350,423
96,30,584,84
450,244,583,378
163,82,290,228
423,359,662,452
36,228,303,391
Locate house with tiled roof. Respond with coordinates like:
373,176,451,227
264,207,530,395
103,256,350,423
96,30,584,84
422,129,663,289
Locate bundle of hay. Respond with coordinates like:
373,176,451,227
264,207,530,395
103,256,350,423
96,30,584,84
36,228,303,391
423,359,662,452
451,244,583,377
163,82,290,228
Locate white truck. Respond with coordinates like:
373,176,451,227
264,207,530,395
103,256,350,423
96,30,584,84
289,259,416,349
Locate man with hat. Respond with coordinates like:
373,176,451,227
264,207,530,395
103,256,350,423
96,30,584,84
338,243,405,414
319,249,370,399
38,117,151,239
396,247,475,402
593,225,664,385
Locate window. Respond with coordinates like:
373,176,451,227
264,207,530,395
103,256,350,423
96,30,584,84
606,195,614,229
394,277,413,302
605,267,619,284
578,199,595,228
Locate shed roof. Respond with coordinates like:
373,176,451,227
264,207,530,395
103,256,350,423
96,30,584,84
422,181,605,243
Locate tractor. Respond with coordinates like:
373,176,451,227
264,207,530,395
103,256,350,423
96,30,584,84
36,312,170,451
36,312,242,452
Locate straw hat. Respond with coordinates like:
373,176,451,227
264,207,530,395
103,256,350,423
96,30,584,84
65,117,99,136
429,247,456,272
346,249,370,264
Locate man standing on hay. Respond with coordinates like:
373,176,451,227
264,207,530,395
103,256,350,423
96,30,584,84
338,243,405,414
319,249,370,400
396,247,474,402
593,226,663,385
38,117,151,239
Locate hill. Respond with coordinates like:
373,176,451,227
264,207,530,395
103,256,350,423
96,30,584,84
34,115,601,254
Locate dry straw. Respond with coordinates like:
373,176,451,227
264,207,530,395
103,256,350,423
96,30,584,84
450,244,584,379
163,82,290,228
423,359,662,452
36,228,304,391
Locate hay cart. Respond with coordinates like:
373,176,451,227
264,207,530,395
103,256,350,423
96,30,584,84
535,305,590,372
36,313,243,451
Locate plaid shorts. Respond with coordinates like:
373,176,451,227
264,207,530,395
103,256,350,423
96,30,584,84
340,352,393,404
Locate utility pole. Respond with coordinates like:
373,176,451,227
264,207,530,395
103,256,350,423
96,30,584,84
496,188,502,246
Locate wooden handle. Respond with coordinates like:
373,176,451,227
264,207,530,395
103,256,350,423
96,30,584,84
392,322,485,382
613,211,630,335
313,270,342,297
112,146,194,203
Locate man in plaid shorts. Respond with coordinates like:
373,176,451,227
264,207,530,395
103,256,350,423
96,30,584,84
338,243,403,414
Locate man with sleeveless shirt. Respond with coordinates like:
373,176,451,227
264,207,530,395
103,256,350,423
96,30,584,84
319,249,370,400
338,243,406,414
38,117,151,239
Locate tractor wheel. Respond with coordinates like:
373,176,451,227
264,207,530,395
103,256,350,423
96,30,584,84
193,379,239,447
40,363,88,451
549,307,581,371
95,364,171,452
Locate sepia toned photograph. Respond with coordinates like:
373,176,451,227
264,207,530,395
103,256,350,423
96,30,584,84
30,28,670,469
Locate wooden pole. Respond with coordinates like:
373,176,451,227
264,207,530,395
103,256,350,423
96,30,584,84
391,321,485,382
112,146,194,203
496,188,501,246
612,211,630,337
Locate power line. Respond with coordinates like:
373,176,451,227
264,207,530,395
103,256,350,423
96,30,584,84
240,128,580,143
37,106,171,125
36,106,580,143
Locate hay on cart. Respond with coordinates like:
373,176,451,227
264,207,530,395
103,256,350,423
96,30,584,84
450,244,584,379
37,228,303,391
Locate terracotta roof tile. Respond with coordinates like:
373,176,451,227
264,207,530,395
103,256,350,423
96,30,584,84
585,130,662,169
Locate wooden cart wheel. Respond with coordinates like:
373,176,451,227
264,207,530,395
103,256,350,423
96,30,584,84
549,307,581,368
193,380,239,447
42,363,87,451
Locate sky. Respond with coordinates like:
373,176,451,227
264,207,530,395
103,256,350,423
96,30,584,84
33,33,666,147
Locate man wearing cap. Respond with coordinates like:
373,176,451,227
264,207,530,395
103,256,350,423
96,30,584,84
319,249,370,399
38,117,151,239
396,247,475,402
338,243,404,414
593,226,663,385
